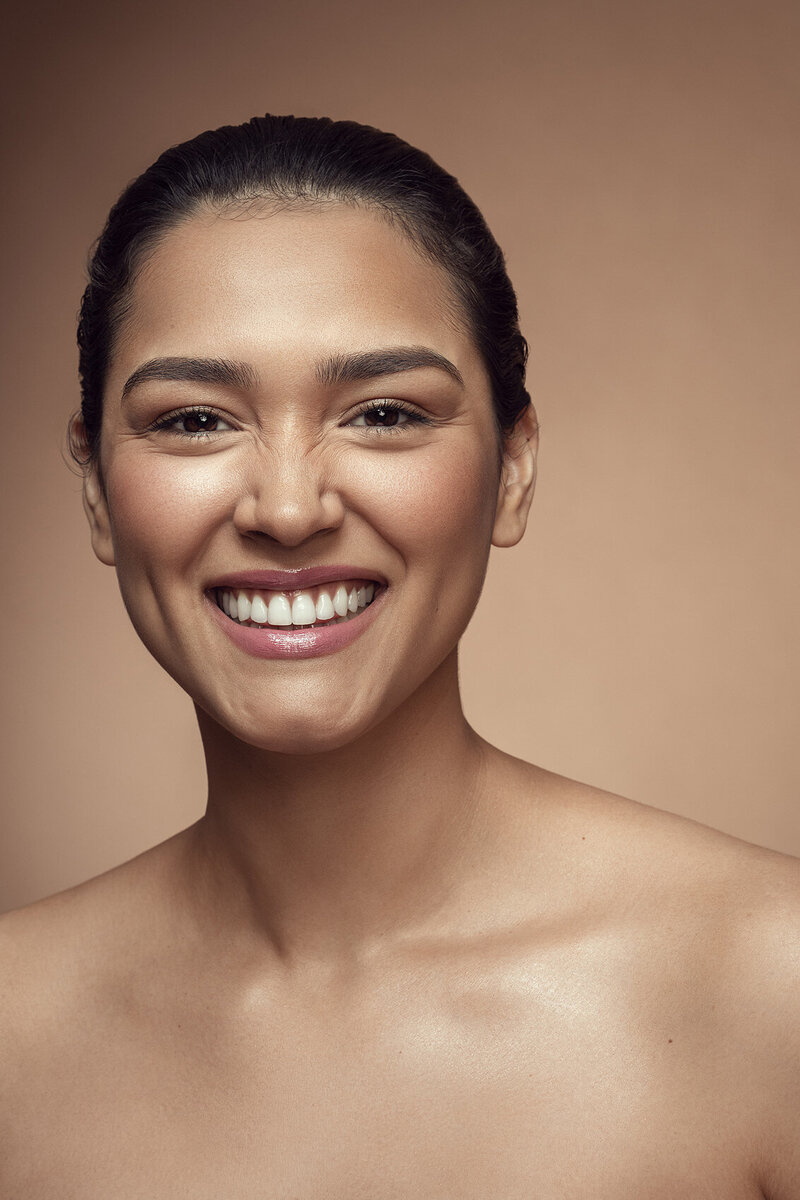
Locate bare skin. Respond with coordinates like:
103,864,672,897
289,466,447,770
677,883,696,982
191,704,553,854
2,712,799,1198
1,204,798,1197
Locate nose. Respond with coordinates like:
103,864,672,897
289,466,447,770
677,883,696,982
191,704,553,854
232,444,346,548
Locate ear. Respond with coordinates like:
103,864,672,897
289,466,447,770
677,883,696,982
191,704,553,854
82,465,116,566
492,404,538,548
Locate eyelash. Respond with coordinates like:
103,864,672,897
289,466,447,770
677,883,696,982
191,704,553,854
148,405,227,438
147,400,432,439
348,399,432,433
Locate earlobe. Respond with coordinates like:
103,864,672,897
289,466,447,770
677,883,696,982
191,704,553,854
492,405,539,549
82,468,116,566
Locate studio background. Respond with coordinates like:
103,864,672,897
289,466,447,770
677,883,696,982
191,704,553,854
1,0,798,912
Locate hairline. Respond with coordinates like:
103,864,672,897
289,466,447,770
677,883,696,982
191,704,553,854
101,192,504,443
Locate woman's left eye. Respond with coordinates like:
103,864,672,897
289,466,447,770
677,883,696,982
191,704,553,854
151,408,234,436
347,403,426,430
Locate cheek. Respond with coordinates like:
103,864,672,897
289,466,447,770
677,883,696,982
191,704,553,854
104,450,238,570
103,437,499,578
347,439,499,561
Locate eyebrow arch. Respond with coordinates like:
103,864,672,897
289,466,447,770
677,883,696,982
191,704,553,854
121,356,259,400
316,346,464,389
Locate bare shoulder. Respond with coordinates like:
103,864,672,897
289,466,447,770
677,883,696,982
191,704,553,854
500,751,799,897
509,754,797,897
529,760,800,1001
509,757,800,1195
0,829,193,1055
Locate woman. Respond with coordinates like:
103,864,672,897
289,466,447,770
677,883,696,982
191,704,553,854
2,115,798,1197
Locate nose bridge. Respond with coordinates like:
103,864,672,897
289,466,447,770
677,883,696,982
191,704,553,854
233,429,343,546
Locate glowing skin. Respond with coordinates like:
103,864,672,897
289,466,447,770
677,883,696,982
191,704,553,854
6,201,796,1199
85,205,535,754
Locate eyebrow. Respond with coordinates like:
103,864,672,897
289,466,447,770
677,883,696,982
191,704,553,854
121,357,259,400
120,345,464,401
316,346,464,388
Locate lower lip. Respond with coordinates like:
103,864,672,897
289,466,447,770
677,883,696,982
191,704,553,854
205,588,385,659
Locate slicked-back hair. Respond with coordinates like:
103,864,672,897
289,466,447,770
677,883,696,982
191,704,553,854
74,114,531,465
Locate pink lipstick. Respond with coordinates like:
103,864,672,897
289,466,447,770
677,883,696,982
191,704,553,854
207,565,386,593
205,572,386,660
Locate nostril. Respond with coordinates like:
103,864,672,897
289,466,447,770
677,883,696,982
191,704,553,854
232,485,345,547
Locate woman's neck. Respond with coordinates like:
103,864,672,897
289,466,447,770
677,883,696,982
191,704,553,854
189,651,501,964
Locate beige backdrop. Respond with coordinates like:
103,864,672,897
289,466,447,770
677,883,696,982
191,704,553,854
1,0,798,912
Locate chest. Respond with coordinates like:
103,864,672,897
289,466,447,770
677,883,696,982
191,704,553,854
6,990,757,1200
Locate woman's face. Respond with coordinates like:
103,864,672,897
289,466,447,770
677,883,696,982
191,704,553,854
86,203,534,752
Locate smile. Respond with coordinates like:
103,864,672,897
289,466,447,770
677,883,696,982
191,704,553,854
206,575,385,660
215,581,377,629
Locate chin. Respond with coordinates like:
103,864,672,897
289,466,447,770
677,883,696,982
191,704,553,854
198,693,384,757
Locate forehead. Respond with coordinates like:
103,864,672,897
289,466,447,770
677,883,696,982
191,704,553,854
109,203,483,390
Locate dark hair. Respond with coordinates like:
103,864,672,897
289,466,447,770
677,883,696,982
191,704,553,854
73,114,531,465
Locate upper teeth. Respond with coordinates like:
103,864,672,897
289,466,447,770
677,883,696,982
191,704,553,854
217,582,376,628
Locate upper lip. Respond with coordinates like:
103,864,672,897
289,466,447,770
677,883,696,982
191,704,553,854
206,566,388,592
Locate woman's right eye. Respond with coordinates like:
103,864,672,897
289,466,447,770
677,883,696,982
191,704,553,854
150,408,234,437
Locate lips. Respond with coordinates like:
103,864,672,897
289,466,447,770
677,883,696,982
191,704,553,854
204,567,387,659
207,565,387,591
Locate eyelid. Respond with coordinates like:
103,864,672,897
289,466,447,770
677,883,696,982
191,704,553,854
146,398,433,438
147,404,235,434
346,398,432,425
